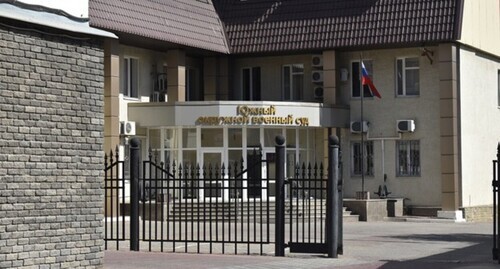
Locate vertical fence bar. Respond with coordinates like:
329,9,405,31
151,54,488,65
337,150,344,255
493,159,498,260
129,138,140,251
104,154,109,250
275,135,286,257
497,143,500,263
327,135,339,258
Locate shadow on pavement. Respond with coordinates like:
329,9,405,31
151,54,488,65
378,233,498,269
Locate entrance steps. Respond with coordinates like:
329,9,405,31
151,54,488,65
159,200,359,222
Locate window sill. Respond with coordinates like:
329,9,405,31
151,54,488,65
396,95,420,98
122,96,140,101
351,97,376,100
350,175,375,178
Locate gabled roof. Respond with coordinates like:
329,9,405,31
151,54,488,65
214,0,461,54
89,0,229,53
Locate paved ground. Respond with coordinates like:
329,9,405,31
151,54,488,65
104,220,498,269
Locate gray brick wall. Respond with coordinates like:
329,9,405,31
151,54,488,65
0,25,104,268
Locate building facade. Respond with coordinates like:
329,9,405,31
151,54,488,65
90,0,500,221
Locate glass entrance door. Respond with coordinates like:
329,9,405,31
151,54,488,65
201,151,224,200
263,151,276,201
246,150,262,199
246,150,276,201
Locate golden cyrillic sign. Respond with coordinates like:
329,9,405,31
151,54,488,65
196,105,309,126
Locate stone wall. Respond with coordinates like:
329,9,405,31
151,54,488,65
463,206,493,222
0,24,104,268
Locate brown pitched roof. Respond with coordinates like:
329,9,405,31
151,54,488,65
89,0,229,53
214,0,460,54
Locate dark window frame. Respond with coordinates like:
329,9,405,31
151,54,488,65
396,140,421,177
351,140,374,177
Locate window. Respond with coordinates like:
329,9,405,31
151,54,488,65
396,140,420,176
122,57,138,98
351,60,375,98
396,57,419,96
242,67,261,101
351,141,374,176
186,68,203,101
283,64,304,101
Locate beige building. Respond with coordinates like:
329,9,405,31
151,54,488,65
90,0,500,221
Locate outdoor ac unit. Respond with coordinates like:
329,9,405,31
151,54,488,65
312,70,323,83
397,120,415,132
350,121,369,133
120,121,136,136
313,86,324,99
311,55,323,67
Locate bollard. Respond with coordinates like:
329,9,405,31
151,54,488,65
275,135,286,257
130,138,140,251
327,135,339,258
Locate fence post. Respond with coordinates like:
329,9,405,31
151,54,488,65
130,138,140,251
327,135,339,258
275,135,286,257
338,148,343,255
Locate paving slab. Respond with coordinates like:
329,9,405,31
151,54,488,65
105,221,496,269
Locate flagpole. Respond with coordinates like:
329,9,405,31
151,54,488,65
359,54,365,197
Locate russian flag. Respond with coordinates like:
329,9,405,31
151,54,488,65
361,62,382,98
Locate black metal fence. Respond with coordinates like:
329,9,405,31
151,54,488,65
103,148,126,250
138,149,272,254
493,143,499,262
104,135,342,257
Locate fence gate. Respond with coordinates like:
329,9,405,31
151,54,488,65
104,135,341,257
138,147,273,255
274,135,342,258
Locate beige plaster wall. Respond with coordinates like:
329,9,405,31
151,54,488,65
231,54,323,102
459,46,500,207
338,47,442,207
459,0,500,57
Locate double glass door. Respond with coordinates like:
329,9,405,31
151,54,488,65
182,149,276,202
202,151,223,200
247,150,276,201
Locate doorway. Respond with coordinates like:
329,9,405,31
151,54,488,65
201,150,224,200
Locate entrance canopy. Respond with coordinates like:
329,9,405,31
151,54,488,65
128,101,349,128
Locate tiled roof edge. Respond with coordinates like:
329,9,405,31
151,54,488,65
454,0,464,40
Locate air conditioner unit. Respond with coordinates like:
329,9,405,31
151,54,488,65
397,120,415,132
350,121,369,133
312,70,323,83
120,121,136,136
313,86,324,99
312,55,323,67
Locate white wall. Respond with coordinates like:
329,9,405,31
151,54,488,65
459,46,500,207
459,0,500,57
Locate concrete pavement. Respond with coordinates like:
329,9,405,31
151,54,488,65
104,221,497,269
